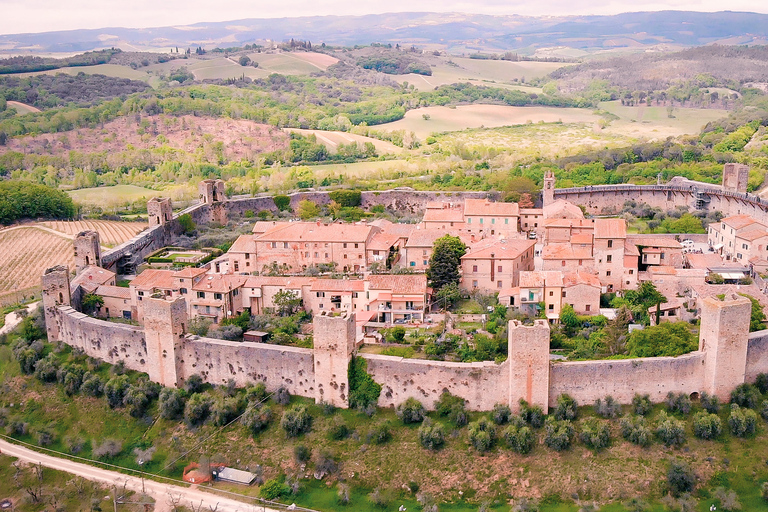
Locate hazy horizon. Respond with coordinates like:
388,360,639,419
1,1,767,36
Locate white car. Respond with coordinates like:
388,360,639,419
681,239,694,247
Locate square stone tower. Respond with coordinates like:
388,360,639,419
543,170,556,207
700,293,752,401
74,231,101,274
41,265,71,342
508,319,551,413
198,179,226,204
147,197,173,227
144,295,188,388
722,163,749,193
313,311,355,408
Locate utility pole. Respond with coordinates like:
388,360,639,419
113,485,118,512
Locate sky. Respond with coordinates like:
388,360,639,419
1,0,768,35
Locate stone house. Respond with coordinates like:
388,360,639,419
461,238,535,292
709,214,767,261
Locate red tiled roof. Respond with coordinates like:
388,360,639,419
130,269,175,291
463,238,535,260
626,235,682,248
310,279,365,292
543,199,583,219
736,227,768,242
562,271,601,288
570,233,593,245
191,274,248,293
518,271,563,288
229,234,257,253
721,214,765,231
367,274,428,295
95,285,131,299
244,276,315,288
173,267,208,279
71,266,115,288
594,218,627,239
463,198,519,217
368,233,400,251
685,253,724,269
541,243,593,260
252,221,289,234
255,222,376,243
422,208,464,223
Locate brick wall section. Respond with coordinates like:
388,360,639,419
181,337,315,395
362,354,508,411
548,353,704,405
746,331,768,382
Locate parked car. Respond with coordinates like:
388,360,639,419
681,239,694,247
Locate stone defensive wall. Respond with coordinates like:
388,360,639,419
554,182,768,224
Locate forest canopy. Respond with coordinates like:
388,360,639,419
0,181,76,224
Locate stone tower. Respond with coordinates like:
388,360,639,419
147,197,173,227
543,170,556,207
508,319,551,413
722,163,749,193
41,265,71,342
699,293,752,401
313,311,355,408
144,295,188,388
198,179,226,204
74,231,101,274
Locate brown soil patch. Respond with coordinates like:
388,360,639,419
0,114,289,161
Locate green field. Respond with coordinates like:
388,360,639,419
285,128,403,154
248,52,334,74
67,184,160,207
600,101,730,139
13,63,151,81
186,57,270,80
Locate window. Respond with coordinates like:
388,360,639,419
473,265,478,272
608,240,613,248
197,292,205,299
497,281,502,288
314,252,319,257
319,304,324,309
491,218,495,224
373,250,380,255
214,293,222,300
283,242,288,248
234,262,239,272
358,254,363,259
233,289,238,296
549,291,553,296
561,261,566,267
423,250,427,256
629,269,634,275
354,243,359,248
505,218,509,224
316,292,325,297
606,255,612,263
343,243,348,248
498,265,502,272
245,253,250,260
180,288,188,294
410,261,416,266
271,242,277,248
423,260,428,266
606,271,612,277
472,280,478,288
343,254,348,259
660,253,665,259
138,291,144,296
467,218,471,224
325,253,329,258
480,218,484,224
304,243,308,248
562,291,566,297
304,252,309,257
548,304,554,310
585,305,591,312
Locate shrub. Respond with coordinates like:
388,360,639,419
491,403,512,425
260,478,290,500
578,418,610,449
185,374,204,394
281,405,313,437
368,487,392,508
762,481,768,502
316,450,339,475
632,394,653,416
274,386,291,405
554,394,578,421
294,444,311,464
33,354,59,382
348,356,381,410
620,415,652,447
273,195,291,211
468,417,496,452
418,418,445,450
761,400,768,421
544,417,574,451
730,383,761,409
665,392,691,415
367,422,392,445
104,375,130,408
396,397,425,424
93,439,122,459
435,392,469,427
65,435,85,454
328,417,350,440
594,395,621,418
320,400,337,415
502,421,534,454
728,404,757,437
158,387,186,420
240,403,272,436
655,411,686,446
211,397,241,426
123,386,149,417
714,487,742,512
36,427,55,447
80,372,104,397
667,460,695,497
700,391,720,414
755,373,768,394
519,399,545,428
337,483,350,505
390,326,406,342
184,393,213,427
245,382,268,404
692,411,722,440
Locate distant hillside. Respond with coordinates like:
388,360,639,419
1,11,768,55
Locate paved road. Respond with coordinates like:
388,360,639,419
0,302,39,336
0,439,285,512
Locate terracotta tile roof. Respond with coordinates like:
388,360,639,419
71,266,115,288
463,198,519,217
377,222,415,238
643,248,662,254
368,232,400,251
463,238,535,260
519,271,563,288
624,241,641,257
130,269,175,291
229,234,257,253
570,233,593,245
95,285,131,299
367,274,428,295
192,274,248,293
404,229,470,248
736,227,768,242
562,271,601,288
244,276,315,288
422,208,464,223
685,253,724,269
252,221,290,234
544,218,594,229
721,214,765,231
594,218,627,239
626,235,682,248
543,199,583,219
255,222,376,243
173,267,208,279
498,287,519,300
647,266,677,275
310,279,365,292
425,201,454,209
541,243,593,260
520,208,543,215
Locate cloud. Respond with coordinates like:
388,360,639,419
0,0,766,35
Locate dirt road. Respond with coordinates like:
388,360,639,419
0,438,289,512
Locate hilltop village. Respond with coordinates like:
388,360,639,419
64,165,768,341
